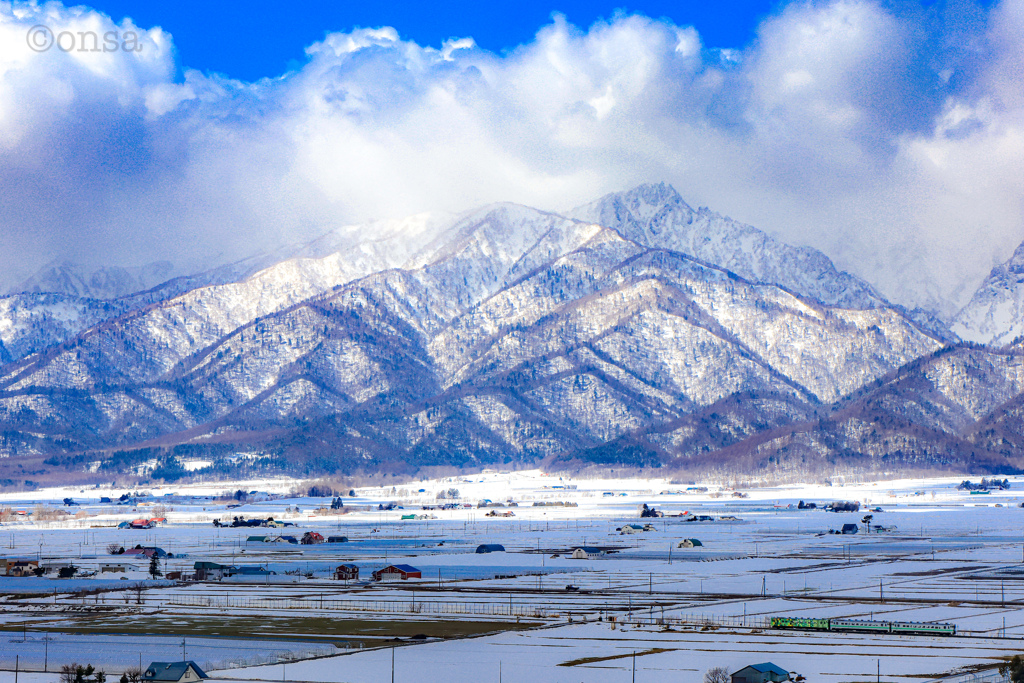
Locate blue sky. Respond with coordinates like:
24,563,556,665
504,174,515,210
90,0,783,80
0,0,1021,316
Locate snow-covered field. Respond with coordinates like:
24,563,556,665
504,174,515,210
1,470,1023,683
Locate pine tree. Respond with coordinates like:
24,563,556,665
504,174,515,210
148,554,162,579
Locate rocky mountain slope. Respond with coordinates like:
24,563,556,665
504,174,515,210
3,184,978,480
953,240,1024,346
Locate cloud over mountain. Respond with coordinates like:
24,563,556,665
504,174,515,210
1,0,1022,317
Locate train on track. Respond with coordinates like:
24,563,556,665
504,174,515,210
770,616,956,636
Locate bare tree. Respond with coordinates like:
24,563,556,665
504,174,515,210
704,667,731,683
106,543,121,555
119,667,143,683
60,664,105,683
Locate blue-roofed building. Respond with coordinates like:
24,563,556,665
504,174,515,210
143,661,208,683
476,544,505,553
731,662,790,683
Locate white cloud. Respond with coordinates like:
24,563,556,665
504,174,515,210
0,0,1022,318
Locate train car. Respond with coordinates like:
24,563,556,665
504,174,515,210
890,621,956,636
771,616,956,637
770,617,830,631
829,618,891,633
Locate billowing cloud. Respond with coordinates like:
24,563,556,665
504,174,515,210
0,0,1022,317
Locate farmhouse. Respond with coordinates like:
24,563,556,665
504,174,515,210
570,546,605,559
372,564,422,581
335,564,359,580
193,562,228,580
731,663,790,683
4,559,40,576
143,661,208,683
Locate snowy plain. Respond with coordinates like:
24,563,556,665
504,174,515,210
0,470,1022,683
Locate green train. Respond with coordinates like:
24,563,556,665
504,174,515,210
771,616,956,636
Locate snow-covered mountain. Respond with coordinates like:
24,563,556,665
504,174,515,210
11,261,176,300
952,240,1024,345
4,183,1016,478
0,213,452,365
571,183,886,309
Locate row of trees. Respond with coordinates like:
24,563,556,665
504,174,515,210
58,663,145,683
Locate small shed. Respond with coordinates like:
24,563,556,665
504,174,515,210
731,663,790,683
571,546,605,559
335,564,359,581
841,523,859,535
372,564,422,581
143,661,208,683
476,544,506,554
678,538,703,548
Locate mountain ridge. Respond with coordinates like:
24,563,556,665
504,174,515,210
4,183,1020,482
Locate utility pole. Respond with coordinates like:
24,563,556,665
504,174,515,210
632,651,636,683
879,579,883,603
391,646,395,683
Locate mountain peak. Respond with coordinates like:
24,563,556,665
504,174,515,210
570,182,886,311
572,182,691,229
11,260,176,300
952,236,1024,345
